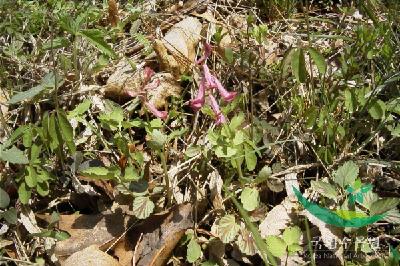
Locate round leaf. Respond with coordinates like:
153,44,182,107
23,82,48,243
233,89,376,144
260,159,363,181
282,226,302,246
266,235,287,258
213,215,240,243
240,187,260,212
0,188,10,209
187,238,202,263
132,196,154,219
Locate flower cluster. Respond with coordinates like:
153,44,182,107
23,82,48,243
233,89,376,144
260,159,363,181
190,43,237,125
127,67,168,120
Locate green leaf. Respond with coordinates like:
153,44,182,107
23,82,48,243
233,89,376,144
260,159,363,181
36,181,50,197
266,235,287,258
0,187,10,209
311,180,338,199
282,226,302,246
224,47,234,64
370,198,400,215
25,165,37,188
147,130,167,151
18,182,31,204
78,29,117,58
215,146,237,158
185,145,201,157
132,196,155,219
22,126,33,148
288,244,302,254
187,238,202,263
244,144,257,171
99,103,124,131
383,208,400,224
2,208,18,224
291,48,307,83
307,47,327,75
305,106,318,129
281,47,295,76
344,89,356,113
0,145,29,164
8,72,62,104
228,190,277,266
48,113,60,151
123,166,139,181
229,113,245,131
54,231,71,241
214,215,240,243
240,187,259,211
68,99,91,118
257,165,272,180
368,100,386,120
333,161,359,189
42,37,69,50
233,131,245,145
80,167,118,180
2,125,29,148
57,110,76,153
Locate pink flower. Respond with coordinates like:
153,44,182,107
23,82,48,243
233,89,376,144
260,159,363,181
144,79,160,91
196,42,212,65
190,77,206,111
144,101,168,120
213,78,237,102
143,67,155,83
202,64,216,88
209,94,226,125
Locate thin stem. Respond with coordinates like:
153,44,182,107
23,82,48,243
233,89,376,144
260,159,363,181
160,147,172,207
304,217,316,266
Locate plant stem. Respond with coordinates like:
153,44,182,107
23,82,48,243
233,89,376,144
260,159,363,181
304,217,316,266
160,147,172,207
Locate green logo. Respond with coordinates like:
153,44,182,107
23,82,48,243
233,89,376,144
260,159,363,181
293,186,386,228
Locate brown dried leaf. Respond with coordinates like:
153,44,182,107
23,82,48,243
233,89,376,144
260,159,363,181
154,16,202,77
259,198,297,237
54,211,128,258
62,245,121,266
108,0,119,27
127,203,193,266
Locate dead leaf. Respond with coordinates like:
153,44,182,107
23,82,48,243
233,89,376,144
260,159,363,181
209,170,224,210
113,238,134,266
127,203,193,266
103,59,141,101
104,60,181,109
304,210,344,264
54,211,128,258
19,207,41,234
259,198,297,237
154,16,202,77
62,245,121,266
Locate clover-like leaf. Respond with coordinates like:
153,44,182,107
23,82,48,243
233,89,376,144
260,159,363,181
282,226,302,246
333,161,359,189
213,215,240,243
240,187,259,212
187,238,202,263
370,198,400,216
132,196,154,219
266,235,287,258
311,180,338,199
